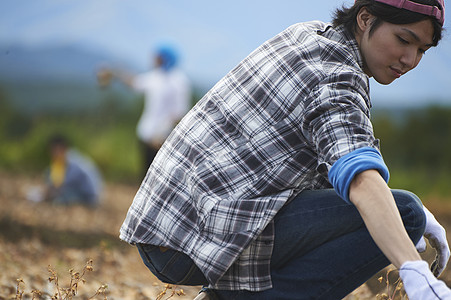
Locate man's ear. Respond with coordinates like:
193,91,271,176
356,7,375,33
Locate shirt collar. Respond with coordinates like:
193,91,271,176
318,23,365,72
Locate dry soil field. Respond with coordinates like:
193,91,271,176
1,171,450,299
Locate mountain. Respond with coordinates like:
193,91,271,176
0,43,449,115
0,44,133,82
0,44,139,114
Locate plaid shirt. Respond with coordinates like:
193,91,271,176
120,21,381,291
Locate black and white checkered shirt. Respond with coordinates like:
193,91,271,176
120,21,381,291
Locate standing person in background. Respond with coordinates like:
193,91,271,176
120,0,451,299
45,134,102,207
98,45,192,178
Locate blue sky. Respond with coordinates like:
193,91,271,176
1,0,451,107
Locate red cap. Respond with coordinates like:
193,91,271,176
374,0,445,26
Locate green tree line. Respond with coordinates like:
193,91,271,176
0,87,145,183
373,106,451,198
1,85,451,198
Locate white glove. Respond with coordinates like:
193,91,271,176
415,206,450,277
400,260,451,300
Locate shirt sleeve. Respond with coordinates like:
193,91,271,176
303,71,383,189
132,73,151,92
328,147,389,203
172,71,192,120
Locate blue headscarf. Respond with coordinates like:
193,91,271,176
157,45,178,71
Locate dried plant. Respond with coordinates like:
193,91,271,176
12,258,189,300
88,284,109,300
376,268,407,300
156,284,186,300
14,259,108,300
15,278,24,300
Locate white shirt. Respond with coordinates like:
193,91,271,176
132,68,191,143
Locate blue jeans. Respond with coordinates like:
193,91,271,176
137,243,208,285
137,189,426,299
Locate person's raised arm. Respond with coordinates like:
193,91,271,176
97,67,135,89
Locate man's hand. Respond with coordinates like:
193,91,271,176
96,68,114,88
415,206,450,277
400,260,451,299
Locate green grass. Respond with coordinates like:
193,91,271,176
0,114,142,183
387,167,451,201
2,92,451,200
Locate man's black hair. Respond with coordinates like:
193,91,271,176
332,0,443,46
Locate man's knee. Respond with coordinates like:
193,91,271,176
392,189,426,244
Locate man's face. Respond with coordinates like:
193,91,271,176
154,54,164,68
359,19,434,85
51,144,67,161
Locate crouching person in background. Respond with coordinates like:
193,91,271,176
44,134,102,207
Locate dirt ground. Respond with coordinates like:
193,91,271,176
1,171,451,299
